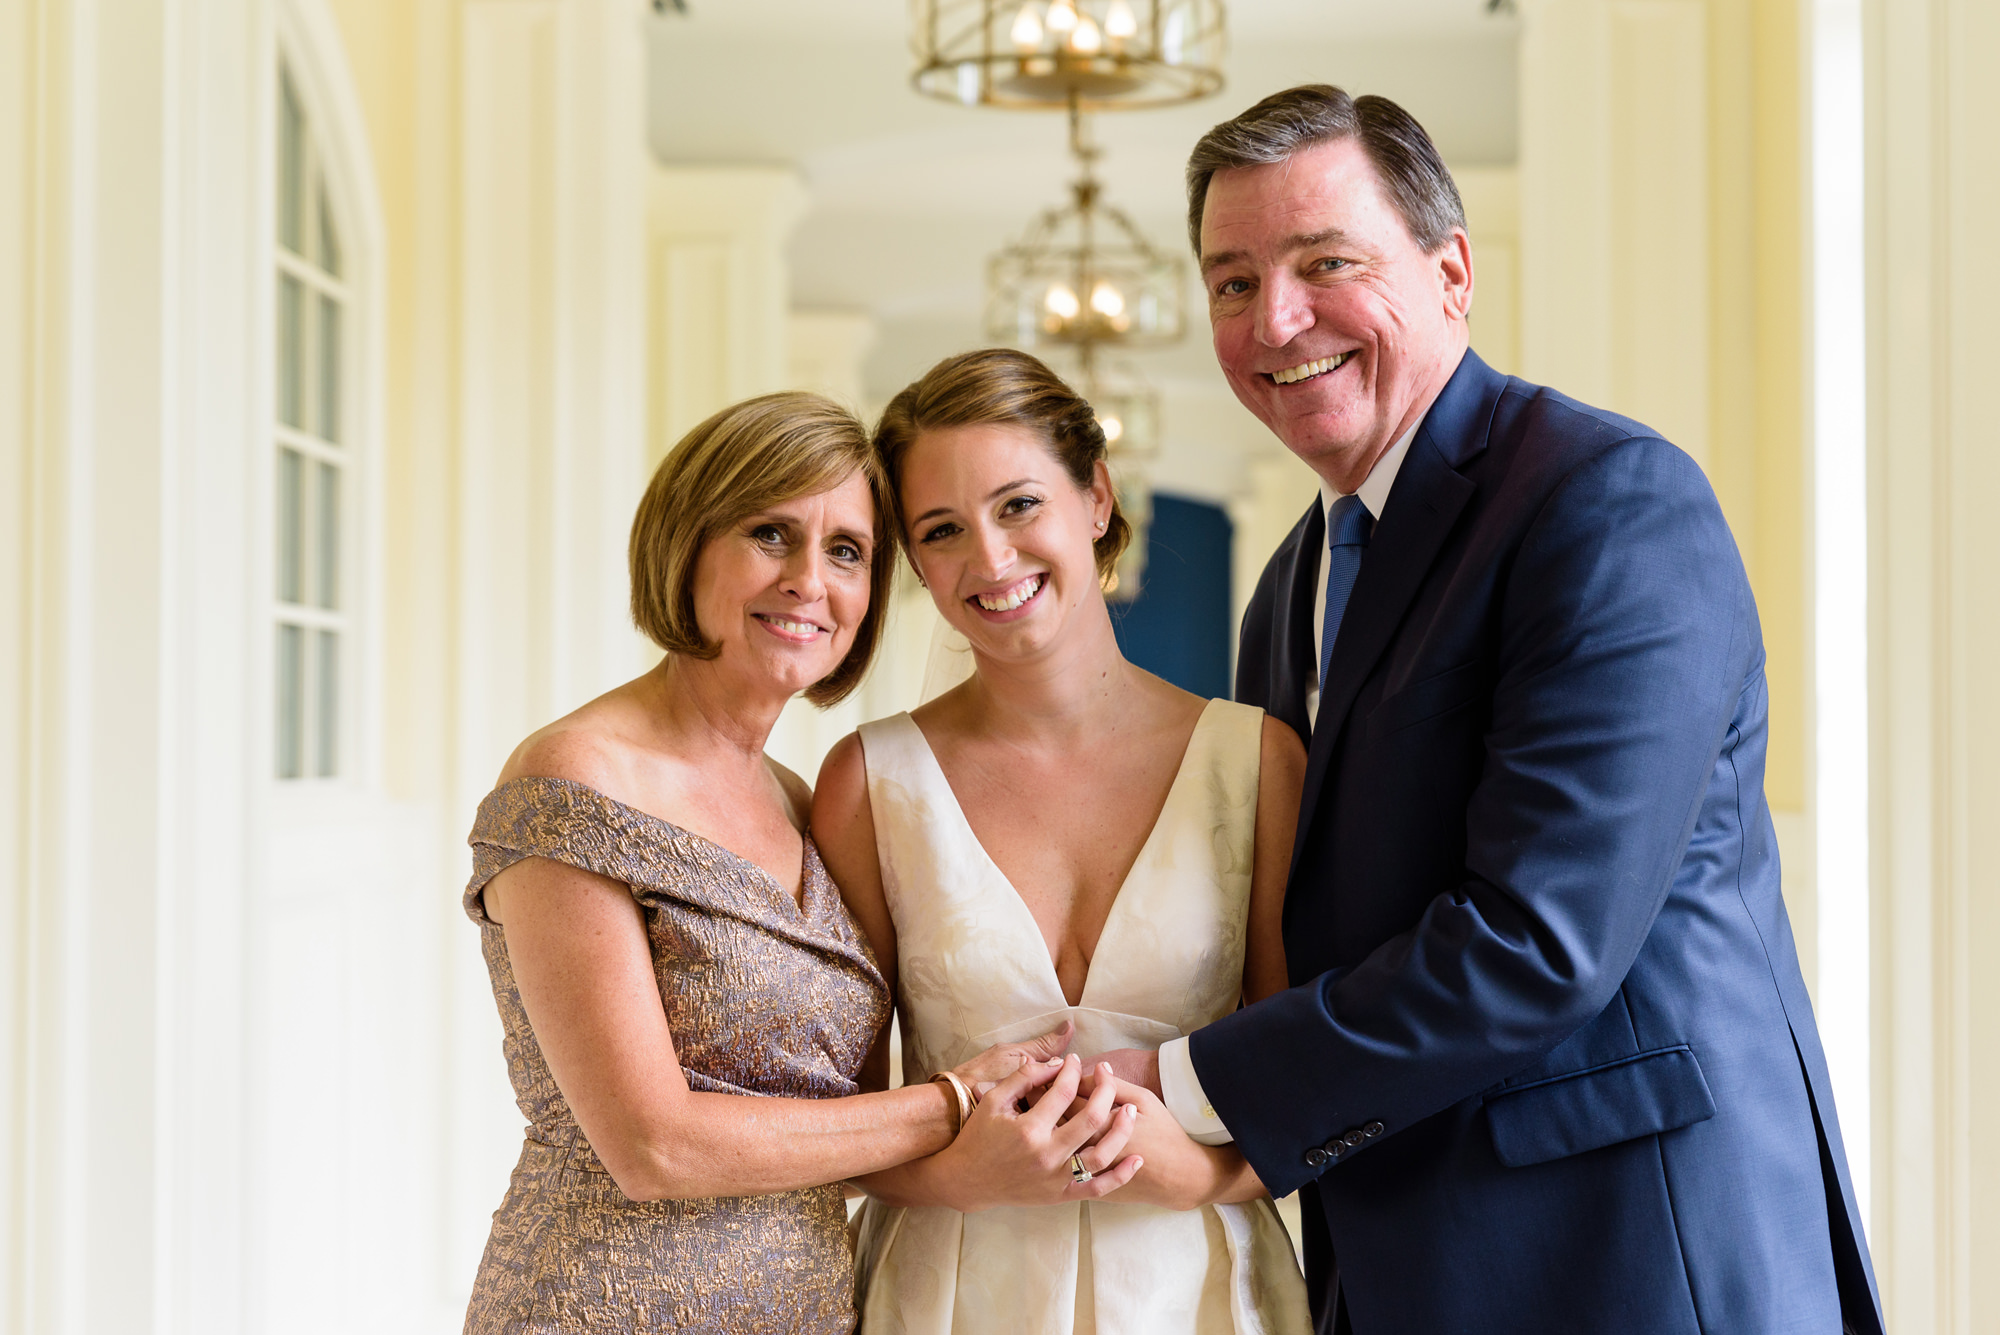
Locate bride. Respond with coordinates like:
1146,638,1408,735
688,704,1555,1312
813,348,1313,1334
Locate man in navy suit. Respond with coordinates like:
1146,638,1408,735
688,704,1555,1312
1131,86,1883,1333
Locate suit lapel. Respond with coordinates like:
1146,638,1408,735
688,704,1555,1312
1267,499,1324,743
1287,352,1505,879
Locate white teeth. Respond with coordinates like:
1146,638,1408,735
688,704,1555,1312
975,574,1043,612
1272,353,1349,385
764,617,818,635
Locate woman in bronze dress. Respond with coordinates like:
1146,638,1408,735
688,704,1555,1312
461,392,1141,1334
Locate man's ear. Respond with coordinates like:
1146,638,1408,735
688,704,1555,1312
1438,227,1474,322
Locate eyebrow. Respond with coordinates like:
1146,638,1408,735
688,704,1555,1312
746,510,870,542
910,476,1042,526
1200,227,1351,274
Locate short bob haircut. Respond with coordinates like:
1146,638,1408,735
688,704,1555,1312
873,348,1133,590
629,391,891,708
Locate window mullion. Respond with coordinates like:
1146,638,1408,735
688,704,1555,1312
273,54,356,785
274,251,350,302
274,424,343,464
274,604,346,631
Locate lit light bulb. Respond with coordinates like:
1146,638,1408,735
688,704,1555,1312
1044,283,1081,320
1104,0,1139,38
1070,14,1103,52
1101,414,1125,443
956,60,981,105
1045,0,1078,32
1162,7,1186,62
1089,280,1126,317
1011,2,1044,49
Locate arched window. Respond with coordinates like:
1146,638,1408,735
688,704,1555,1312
273,60,353,779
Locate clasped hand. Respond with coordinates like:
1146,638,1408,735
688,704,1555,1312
931,1052,1143,1212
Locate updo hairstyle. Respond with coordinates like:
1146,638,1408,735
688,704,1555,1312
628,391,891,707
872,348,1133,589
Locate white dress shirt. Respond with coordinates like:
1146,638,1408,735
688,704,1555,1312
1157,412,1427,1146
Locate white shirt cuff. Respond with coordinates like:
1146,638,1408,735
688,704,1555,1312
1158,1035,1234,1145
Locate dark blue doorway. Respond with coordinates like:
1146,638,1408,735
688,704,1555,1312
1111,493,1233,701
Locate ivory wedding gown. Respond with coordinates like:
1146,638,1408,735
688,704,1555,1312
849,699,1310,1335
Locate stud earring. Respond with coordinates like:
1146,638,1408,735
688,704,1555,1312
1094,520,1106,532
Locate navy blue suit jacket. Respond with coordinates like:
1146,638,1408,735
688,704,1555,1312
1202,351,1882,1335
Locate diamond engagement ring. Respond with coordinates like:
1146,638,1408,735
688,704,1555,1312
1068,1154,1093,1184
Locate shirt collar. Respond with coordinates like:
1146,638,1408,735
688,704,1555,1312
1319,411,1426,527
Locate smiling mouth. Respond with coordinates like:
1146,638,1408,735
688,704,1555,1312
970,573,1045,614
1267,352,1352,386
753,613,827,639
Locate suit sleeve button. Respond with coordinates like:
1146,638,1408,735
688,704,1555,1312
1305,1147,1329,1168
1363,1122,1384,1138
1341,1130,1365,1149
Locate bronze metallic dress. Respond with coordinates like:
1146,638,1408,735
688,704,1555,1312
462,776,890,1334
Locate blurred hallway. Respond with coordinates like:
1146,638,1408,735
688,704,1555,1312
3,1,1996,1330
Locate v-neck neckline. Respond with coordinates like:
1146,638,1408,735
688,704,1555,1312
901,699,1218,1009
523,775,816,918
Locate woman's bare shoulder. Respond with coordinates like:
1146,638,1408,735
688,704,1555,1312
495,686,652,799
808,731,873,852
812,731,867,806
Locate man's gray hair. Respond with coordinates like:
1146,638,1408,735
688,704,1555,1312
1185,84,1467,256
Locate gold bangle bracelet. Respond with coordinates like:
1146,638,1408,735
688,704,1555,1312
929,1070,973,1132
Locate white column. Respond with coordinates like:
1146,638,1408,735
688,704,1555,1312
789,308,878,414
2,1,262,1331
456,0,650,795
1864,0,2000,1325
0,0,26,1306
646,164,806,463
447,0,651,1297
1454,166,1522,378
1809,0,1872,1226
1519,0,1713,472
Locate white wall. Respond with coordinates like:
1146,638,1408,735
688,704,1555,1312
1,1,653,1330
1864,0,2000,1322
4,1,266,1329
12,1,1994,1330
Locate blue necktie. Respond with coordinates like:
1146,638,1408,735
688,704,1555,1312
1319,495,1373,690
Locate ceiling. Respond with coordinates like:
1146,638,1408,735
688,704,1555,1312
645,0,1520,501
654,0,1515,40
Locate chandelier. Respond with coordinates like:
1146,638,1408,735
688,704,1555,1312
911,0,1226,111
984,111,1181,594
984,123,1186,353
917,2,1227,596
985,114,1177,455
1071,352,1159,596
1076,359,1160,460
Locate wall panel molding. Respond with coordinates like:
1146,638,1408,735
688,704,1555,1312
4,0,267,1330
1865,0,2000,1324
450,0,651,1299
646,165,805,461
1520,0,1811,893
